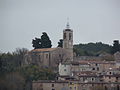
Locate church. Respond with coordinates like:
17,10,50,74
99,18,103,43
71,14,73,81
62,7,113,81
24,23,73,70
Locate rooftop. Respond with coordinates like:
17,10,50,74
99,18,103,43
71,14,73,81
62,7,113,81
30,48,57,52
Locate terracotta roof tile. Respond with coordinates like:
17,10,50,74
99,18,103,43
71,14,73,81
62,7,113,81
30,48,56,52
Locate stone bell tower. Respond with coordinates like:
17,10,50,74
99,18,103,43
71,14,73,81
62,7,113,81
63,22,73,61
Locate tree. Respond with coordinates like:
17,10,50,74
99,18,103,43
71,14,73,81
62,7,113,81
32,38,41,49
112,40,120,54
32,32,52,49
13,48,29,67
0,72,26,90
0,48,28,75
0,53,14,74
73,42,112,56
41,32,52,48
57,39,63,48
0,55,3,73
20,65,56,81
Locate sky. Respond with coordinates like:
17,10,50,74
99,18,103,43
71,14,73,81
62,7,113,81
0,0,120,52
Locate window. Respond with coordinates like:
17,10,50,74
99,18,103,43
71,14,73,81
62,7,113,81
59,54,61,57
46,54,48,59
69,33,72,40
64,33,66,39
92,68,95,70
97,67,99,71
109,72,111,74
52,84,54,87
116,77,118,80
92,78,94,81
96,64,98,66
64,69,66,71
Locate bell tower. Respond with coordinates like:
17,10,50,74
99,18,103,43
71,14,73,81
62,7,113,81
63,22,73,61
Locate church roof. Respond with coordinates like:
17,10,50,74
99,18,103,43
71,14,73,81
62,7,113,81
31,48,57,52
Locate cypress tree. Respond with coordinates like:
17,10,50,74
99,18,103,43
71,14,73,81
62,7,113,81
32,32,52,49
41,32,52,48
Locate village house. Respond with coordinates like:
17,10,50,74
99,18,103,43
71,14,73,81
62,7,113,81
32,80,120,90
71,61,92,72
103,68,120,82
73,71,102,83
32,80,69,90
70,60,116,75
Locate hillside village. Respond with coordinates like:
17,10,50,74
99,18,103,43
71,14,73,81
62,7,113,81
23,24,120,90
1,0,120,89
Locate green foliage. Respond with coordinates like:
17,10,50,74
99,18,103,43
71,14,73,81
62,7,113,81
0,48,56,90
20,65,56,81
41,32,52,48
13,48,28,67
74,42,112,56
32,32,52,49
57,39,63,48
0,53,16,74
112,40,120,54
0,72,25,90
0,48,56,79
0,48,28,75
32,38,41,49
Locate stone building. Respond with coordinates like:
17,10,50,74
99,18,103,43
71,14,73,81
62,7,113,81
24,23,73,70
59,62,72,76
74,71,102,83
103,68,120,83
32,80,69,90
32,80,120,90
24,48,71,69
71,61,92,72
70,60,116,74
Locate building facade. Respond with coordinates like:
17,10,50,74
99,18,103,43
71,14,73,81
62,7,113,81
32,80,120,90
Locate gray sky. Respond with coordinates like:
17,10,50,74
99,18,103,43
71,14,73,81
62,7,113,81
0,0,120,52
